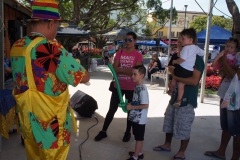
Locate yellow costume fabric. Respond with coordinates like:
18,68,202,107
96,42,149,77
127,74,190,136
11,37,76,160
0,107,16,139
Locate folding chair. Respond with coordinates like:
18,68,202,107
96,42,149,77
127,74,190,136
150,68,167,86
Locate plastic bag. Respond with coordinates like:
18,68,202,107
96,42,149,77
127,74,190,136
221,74,240,110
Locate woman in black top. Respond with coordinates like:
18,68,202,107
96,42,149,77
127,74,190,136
147,53,162,80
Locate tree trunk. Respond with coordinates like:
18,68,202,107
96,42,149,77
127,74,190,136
72,0,81,25
226,0,240,49
95,37,108,49
57,0,65,19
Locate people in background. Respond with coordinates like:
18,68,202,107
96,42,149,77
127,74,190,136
210,45,220,60
108,43,115,55
146,53,162,81
108,43,115,64
4,50,12,82
102,47,109,65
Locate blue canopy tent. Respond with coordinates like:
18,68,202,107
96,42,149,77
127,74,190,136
118,40,168,47
197,25,232,45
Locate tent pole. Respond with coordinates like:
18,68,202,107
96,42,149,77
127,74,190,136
200,0,213,103
165,0,173,93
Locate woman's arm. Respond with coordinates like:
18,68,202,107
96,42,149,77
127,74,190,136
4,67,12,74
149,62,158,71
218,54,240,79
211,50,225,67
168,66,201,86
113,60,143,75
4,62,12,73
148,60,153,69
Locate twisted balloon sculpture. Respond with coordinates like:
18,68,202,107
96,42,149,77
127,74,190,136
108,63,128,113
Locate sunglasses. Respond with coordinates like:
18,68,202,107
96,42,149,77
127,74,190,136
124,38,133,42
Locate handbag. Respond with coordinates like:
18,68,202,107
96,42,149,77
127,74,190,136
109,80,115,92
221,74,240,110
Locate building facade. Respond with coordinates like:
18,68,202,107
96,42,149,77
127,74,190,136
152,11,206,44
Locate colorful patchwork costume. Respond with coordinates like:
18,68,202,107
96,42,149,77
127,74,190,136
10,1,87,158
10,34,86,159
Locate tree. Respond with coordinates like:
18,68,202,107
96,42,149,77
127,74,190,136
189,16,233,33
17,0,143,47
142,0,177,36
17,0,177,49
226,0,240,50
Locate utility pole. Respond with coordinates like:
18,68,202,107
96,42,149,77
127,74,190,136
165,0,173,93
200,0,214,103
184,5,188,29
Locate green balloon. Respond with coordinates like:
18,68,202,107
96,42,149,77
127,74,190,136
108,64,128,113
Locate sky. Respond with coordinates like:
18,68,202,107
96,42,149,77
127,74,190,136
161,0,240,18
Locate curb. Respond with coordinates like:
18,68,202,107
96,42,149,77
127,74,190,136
198,93,219,98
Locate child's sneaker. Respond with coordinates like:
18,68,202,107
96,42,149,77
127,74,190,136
126,156,139,160
129,151,144,159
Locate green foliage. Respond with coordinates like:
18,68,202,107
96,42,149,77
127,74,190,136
189,16,233,33
16,0,177,49
142,0,178,36
198,88,218,95
142,22,155,36
90,55,103,59
59,0,73,20
17,0,30,7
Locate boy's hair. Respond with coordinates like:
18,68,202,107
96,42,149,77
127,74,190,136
126,31,137,40
133,65,146,77
227,37,239,49
180,28,197,44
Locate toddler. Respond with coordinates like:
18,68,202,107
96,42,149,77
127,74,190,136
167,28,204,107
212,38,239,80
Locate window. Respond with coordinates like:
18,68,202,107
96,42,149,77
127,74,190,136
192,15,198,20
176,32,181,37
156,31,163,37
171,32,175,37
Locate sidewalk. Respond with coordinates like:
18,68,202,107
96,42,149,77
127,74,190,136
0,65,232,160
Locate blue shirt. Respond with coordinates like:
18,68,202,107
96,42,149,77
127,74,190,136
4,62,9,69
